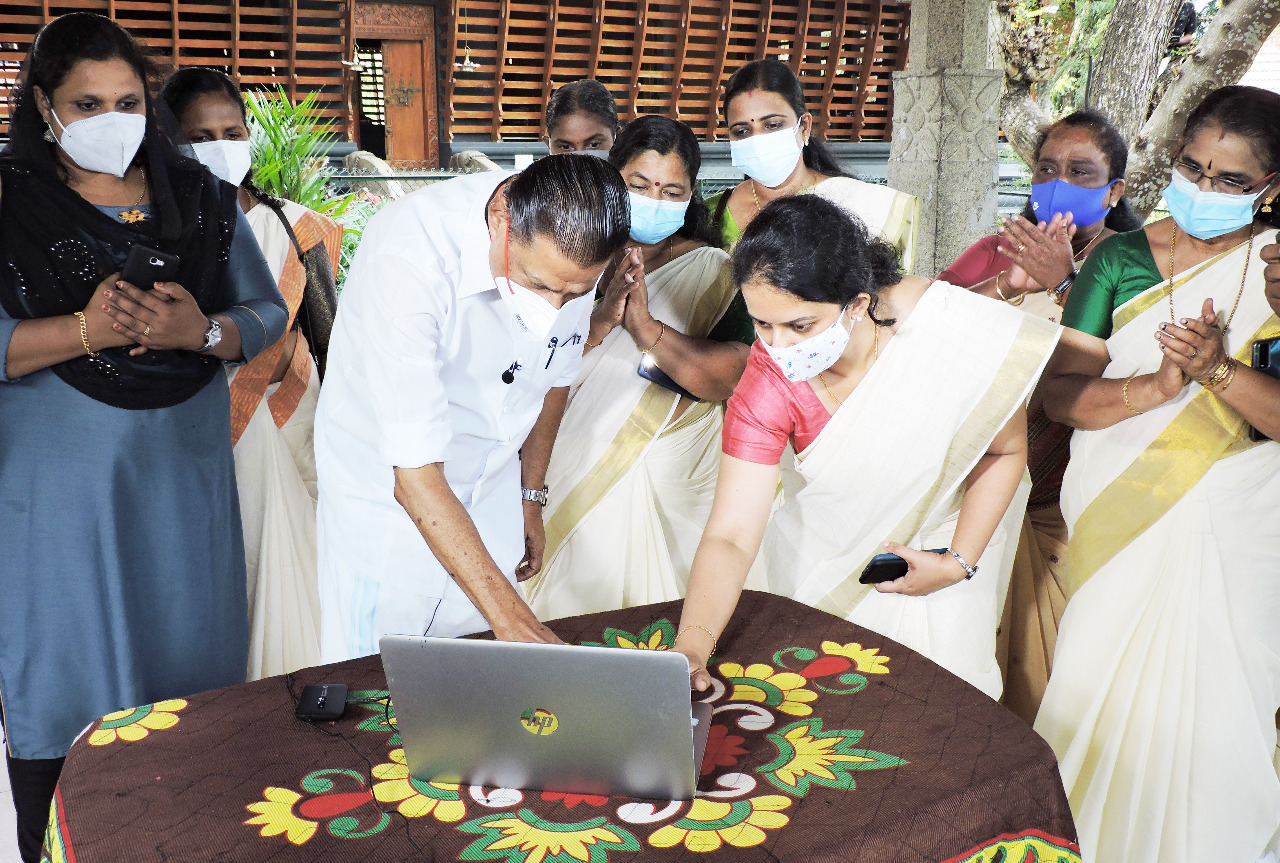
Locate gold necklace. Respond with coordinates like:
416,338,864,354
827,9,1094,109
750,179,763,212
1072,228,1105,262
118,165,148,224
818,323,879,407
1166,224,1253,335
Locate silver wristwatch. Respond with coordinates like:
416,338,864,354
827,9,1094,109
195,317,222,354
521,486,549,506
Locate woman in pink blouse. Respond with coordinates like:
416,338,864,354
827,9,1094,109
673,196,1060,698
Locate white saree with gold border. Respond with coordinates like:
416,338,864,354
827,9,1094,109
1034,229,1280,863
526,246,736,619
758,282,1061,699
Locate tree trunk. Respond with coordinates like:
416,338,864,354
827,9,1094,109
1089,0,1184,145
1000,78,1052,167
993,0,1057,166
1125,6,1280,216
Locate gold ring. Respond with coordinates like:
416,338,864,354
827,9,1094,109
1190,347,1197,358
1016,243,1027,252
143,325,151,336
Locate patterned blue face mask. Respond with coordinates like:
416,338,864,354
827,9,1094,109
1030,178,1117,227
627,191,690,246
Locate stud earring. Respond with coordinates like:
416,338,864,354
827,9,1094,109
1263,196,1275,214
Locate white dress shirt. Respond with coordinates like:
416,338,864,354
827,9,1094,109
314,171,592,650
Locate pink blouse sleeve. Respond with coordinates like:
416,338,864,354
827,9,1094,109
938,235,1008,288
722,345,795,465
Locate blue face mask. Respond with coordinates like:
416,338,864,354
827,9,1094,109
1163,169,1266,240
1029,178,1117,227
627,190,690,245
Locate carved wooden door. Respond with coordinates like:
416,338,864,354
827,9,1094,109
382,40,428,162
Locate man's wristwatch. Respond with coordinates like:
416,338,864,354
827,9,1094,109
195,317,222,354
521,486,549,506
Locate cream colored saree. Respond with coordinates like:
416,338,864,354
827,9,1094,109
526,246,736,619
1035,229,1280,863
759,282,1060,699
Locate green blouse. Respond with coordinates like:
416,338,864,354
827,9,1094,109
1062,229,1163,339
703,189,756,346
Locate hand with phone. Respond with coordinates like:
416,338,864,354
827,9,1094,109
104,246,212,354
870,542,970,597
80,272,142,354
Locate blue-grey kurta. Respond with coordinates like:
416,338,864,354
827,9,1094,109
0,205,287,759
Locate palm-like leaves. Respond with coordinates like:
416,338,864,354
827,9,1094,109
245,86,350,218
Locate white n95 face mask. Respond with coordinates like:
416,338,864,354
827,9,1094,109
730,123,804,189
761,308,852,382
191,139,254,187
49,108,147,178
497,276,561,341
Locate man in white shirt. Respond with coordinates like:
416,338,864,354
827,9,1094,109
314,155,630,660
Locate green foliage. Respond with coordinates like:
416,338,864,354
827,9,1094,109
332,192,385,290
1046,0,1115,114
245,86,351,218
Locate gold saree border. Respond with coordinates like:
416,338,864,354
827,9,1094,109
813,315,1061,618
1110,244,1237,333
529,258,738,589
1062,314,1280,596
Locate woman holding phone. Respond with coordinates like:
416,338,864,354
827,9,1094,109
673,196,1059,701
0,15,285,860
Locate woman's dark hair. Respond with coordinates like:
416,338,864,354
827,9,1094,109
544,79,619,138
608,114,715,245
733,195,901,324
160,66,279,204
722,59,848,179
507,153,630,267
1182,85,1280,228
10,12,189,239
1026,109,1142,232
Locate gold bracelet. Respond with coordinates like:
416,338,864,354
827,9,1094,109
675,624,718,655
584,338,603,349
1216,359,1238,392
74,311,99,358
641,321,666,354
1122,374,1142,415
994,272,1024,306
1199,357,1236,392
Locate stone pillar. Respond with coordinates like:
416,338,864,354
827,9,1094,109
887,0,1002,276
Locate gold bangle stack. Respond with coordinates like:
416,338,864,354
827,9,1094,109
642,320,667,354
994,272,1024,306
74,311,98,358
1198,357,1236,392
675,624,718,656
1122,374,1142,415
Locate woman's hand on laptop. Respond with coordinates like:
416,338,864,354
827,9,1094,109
676,644,714,692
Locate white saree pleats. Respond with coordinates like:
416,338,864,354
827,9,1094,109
235,356,323,680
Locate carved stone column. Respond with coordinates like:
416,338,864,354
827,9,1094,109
887,0,1002,276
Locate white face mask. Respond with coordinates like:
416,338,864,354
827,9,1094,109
191,139,253,187
761,308,852,383
730,122,804,189
48,107,146,178
497,276,561,342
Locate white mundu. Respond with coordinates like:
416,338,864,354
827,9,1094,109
1035,229,1280,863
314,172,593,660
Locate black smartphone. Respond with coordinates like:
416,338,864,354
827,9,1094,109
858,548,950,585
295,683,347,722
1250,336,1280,442
638,354,701,402
120,244,180,289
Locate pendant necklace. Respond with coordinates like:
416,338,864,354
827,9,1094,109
1167,224,1252,335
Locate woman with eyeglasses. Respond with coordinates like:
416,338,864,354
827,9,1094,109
1034,85,1280,863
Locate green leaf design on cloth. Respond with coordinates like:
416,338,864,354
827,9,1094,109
758,718,907,796
457,808,641,862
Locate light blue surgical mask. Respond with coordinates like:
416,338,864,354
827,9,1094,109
730,123,803,189
627,190,689,245
1163,169,1265,240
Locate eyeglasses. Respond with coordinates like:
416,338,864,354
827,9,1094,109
1173,157,1276,196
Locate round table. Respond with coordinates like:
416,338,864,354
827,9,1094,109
42,592,1080,862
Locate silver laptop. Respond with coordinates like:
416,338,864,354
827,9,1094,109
379,635,714,800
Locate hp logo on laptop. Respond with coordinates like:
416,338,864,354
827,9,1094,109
519,708,559,736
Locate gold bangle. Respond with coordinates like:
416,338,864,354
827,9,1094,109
1199,357,1236,392
1122,374,1142,415
74,311,99,358
675,624,718,656
584,338,603,349
641,321,666,354
994,272,1024,306
1216,359,1238,392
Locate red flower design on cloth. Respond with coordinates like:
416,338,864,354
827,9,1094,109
540,791,609,809
700,724,749,776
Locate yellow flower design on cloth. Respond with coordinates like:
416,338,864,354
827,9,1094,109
759,718,907,796
457,808,641,862
820,641,891,674
648,796,792,852
372,748,466,822
717,662,818,716
245,787,318,845
87,699,187,746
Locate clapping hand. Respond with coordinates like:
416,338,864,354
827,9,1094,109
1155,298,1227,383
999,213,1077,295
1263,241,1280,317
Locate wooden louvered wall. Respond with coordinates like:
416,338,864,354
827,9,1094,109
444,0,909,141
0,1,351,129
